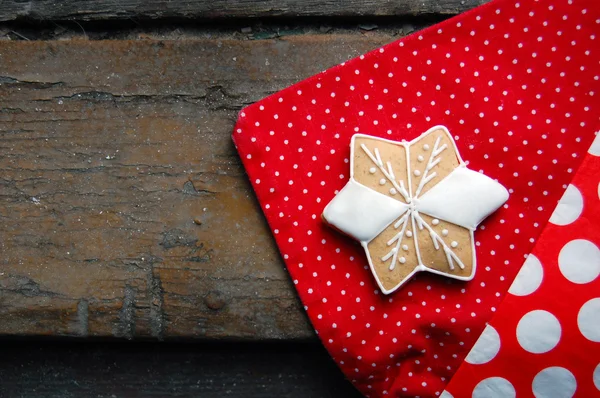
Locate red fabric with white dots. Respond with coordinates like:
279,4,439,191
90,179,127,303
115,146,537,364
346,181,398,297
444,144,600,398
232,0,600,396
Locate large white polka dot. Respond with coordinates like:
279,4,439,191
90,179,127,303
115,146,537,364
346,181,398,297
578,298,600,342
516,310,561,353
558,239,600,284
465,325,501,364
589,132,600,156
473,377,516,398
509,254,544,296
549,184,583,226
594,363,600,391
440,391,454,398
532,367,577,398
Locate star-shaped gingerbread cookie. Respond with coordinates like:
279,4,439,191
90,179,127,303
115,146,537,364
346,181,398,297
322,126,509,294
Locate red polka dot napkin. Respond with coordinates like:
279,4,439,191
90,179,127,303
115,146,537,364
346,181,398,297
444,138,600,398
232,0,600,396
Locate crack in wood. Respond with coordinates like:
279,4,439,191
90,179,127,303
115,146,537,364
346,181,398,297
0,75,65,89
0,274,64,299
182,180,215,196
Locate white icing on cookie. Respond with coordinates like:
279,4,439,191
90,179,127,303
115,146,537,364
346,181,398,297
416,166,509,230
322,179,409,243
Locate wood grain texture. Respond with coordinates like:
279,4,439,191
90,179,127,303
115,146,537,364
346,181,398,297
0,341,362,397
0,35,393,339
0,0,487,22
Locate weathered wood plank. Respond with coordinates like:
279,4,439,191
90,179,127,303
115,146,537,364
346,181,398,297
0,34,394,339
0,0,487,22
0,341,362,397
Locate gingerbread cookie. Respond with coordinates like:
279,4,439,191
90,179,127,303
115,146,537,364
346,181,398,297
322,126,509,294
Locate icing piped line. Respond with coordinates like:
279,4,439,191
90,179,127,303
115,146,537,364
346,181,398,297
429,229,440,250
398,180,410,202
381,247,397,262
414,134,446,198
374,147,383,167
382,214,410,271
433,144,448,157
428,158,441,171
444,246,455,271
414,210,425,230
387,161,395,179
393,214,407,230
405,145,413,197
419,173,437,192
410,212,423,266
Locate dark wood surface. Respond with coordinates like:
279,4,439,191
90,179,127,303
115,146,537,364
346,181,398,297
0,35,394,340
0,340,362,397
0,0,485,22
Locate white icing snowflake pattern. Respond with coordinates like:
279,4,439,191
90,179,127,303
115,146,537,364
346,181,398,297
323,126,509,294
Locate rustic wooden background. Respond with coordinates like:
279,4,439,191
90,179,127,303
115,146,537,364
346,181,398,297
0,1,484,396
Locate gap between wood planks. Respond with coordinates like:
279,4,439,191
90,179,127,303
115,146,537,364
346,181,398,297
0,16,439,41
0,339,363,397
0,0,487,23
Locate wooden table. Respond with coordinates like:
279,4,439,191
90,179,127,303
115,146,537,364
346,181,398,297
0,1,484,395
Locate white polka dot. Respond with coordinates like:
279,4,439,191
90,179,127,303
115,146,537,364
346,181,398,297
516,310,561,353
509,254,544,296
558,239,600,284
532,367,576,398
589,133,600,155
578,298,600,342
594,363,600,390
473,377,516,398
465,325,501,364
549,184,584,225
